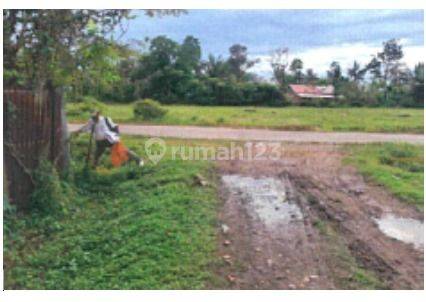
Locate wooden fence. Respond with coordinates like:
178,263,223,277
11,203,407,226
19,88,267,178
3,87,63,210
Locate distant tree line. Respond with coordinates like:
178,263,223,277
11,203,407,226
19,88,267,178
98,36,284,106
95,37,424,108
270,39,423,107
3,10,423,108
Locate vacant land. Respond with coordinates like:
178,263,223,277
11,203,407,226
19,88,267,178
345,143,424,210
67,103,424,133
4,136,423,289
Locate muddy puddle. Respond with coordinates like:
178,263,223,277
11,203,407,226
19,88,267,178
375,215,424,250
221,175,303,227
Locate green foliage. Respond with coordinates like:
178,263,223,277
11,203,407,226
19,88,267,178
4,136,219,289
133,99,168,120
345,143,424,210
127,36,285,106
66,96,107,119
411,63,424,107
30,160,70,215
3,10,131,87
337,82,381,107
180,78,286,106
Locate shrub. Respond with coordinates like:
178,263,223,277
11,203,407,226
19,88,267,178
337,82,380,107
30,160,69,215
190,78,286,107
245,83,288,106
66,96,107,118
133,99,168,120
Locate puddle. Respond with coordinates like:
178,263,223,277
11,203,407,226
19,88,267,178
375,215,424,250
221,174,303,227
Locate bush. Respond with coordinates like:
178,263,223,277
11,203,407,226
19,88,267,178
66,96,107,119
183,78,286,106
30,160,69,215
133,99,168,120
245,83,288,106
337,82,380,107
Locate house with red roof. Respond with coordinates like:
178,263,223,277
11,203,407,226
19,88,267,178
289,84,335,103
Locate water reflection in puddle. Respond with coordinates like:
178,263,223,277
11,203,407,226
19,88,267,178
221,174,303,227
375,215,424,250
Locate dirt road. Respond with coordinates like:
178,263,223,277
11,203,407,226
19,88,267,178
68,124,424,144
214,144,423,289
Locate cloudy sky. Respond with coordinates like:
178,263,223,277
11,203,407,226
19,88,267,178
119,10,424,79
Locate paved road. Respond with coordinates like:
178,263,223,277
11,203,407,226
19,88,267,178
69,124,424,144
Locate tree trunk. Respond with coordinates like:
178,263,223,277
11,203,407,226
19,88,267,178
59,91,70,174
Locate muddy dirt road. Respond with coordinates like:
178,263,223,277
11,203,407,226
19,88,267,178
214,144,423,289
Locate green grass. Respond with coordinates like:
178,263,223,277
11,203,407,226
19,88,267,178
345,143,424,210
67,103,424,133
4,136,220,289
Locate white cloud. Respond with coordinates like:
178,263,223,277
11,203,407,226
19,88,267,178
249,41,424,79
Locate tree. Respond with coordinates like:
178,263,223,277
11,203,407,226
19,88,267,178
270,47,289,92
3,9,184,174
412,62,424,107
201,54,231,78
365,57,382,79
290,58,304,84
149,36,180,68
347,61,366,83
3,9,184,88
176,36,201,74
227,44,258,81
132,35,202,103
73,25,128,100
305,68,318,84
3,10,132,88
327,61,343,85
368,39,404,103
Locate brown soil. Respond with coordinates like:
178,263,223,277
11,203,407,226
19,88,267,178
213,144,423,289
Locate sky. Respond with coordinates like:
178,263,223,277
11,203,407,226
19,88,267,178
117,10,424,79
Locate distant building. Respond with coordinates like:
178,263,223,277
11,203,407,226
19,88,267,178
289,84,335,102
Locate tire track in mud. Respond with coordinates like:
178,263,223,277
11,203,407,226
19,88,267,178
217,173,335,289
214,144,423,289
290,173,423,289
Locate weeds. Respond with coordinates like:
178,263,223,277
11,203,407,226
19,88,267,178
4,136,218,289
30,159,70,215
344,143,424,210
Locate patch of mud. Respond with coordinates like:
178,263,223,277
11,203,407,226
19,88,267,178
375,215,424,250
215,144,423,289
217,172,335,289
221,175,303,227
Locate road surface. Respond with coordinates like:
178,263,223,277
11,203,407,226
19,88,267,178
68,124,424,144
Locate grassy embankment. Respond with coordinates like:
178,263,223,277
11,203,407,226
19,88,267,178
4,136,223,289
345,143,424,211
67,103,424,134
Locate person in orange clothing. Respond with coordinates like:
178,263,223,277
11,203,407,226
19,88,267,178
74,111,144,167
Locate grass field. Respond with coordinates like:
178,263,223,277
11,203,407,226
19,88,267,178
4,136,423,289
4,136,221,289
67,103,424,134
345,143,424,210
